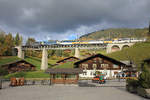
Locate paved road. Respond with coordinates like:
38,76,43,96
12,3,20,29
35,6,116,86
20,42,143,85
0,81,148,100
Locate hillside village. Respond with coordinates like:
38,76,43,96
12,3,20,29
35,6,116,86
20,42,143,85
0,26,150,99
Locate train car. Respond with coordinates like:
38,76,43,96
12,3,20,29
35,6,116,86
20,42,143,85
103,39,113,43
40,41,57,45
88,41,104,44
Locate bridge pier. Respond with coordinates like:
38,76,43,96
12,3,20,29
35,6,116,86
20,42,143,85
15,46,24,59
41,47,48,70
74,48,80,58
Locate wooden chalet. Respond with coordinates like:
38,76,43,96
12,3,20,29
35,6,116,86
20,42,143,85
46,68,83,84
1,60,36,73
74,54,128,78
56,56,80,64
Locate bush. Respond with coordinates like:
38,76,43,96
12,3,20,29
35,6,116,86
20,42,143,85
138,63,150,88
126,79,139,93
126,79,139,87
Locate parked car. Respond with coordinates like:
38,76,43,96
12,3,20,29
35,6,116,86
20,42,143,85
92,75,106,84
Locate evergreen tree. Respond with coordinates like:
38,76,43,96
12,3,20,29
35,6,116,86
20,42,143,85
14,33,22,46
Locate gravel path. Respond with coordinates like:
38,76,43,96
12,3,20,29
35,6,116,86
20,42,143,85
0,84,148,100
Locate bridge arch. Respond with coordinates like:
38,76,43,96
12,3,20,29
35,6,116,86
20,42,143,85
12,48,18,56
111,45,120,52
122,45,130,49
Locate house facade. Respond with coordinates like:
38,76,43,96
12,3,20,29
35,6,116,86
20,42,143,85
74,54,127,79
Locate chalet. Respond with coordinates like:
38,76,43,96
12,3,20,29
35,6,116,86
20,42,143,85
74,54,128,78
56,56,80,65
45,68,83,84
1,60,36,73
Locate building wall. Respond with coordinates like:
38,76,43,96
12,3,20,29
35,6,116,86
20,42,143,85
77,56,123,78
79,69,122,78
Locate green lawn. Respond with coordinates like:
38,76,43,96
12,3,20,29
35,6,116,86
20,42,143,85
53,62,75,68
4,71,50,79
48,59,58,65
0,56,21,66
24,57,42,70
24,56,56,70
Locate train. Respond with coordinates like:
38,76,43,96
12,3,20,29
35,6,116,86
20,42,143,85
28,38,146,46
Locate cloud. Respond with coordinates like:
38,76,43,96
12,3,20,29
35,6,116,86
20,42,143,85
0,0,150,40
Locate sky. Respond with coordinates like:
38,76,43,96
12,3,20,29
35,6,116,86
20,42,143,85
0,0,150,41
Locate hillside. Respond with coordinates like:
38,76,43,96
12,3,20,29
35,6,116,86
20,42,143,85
107,42,150,68
80,28,148,40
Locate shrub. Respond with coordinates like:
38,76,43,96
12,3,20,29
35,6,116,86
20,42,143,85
126,79,139,87
126,79,139,93
138,63,150,88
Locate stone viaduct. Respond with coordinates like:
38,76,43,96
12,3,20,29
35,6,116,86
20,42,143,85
14,43,134,70
106,43,134,53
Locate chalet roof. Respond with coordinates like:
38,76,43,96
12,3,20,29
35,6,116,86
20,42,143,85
74,54,127,67
1,60,35,67
45,68,83,74
56,56,80,63
120,61,136,67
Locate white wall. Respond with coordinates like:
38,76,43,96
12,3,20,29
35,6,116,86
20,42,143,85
79,70,122,78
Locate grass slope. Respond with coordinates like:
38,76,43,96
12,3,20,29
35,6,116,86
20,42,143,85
0,56,20,66
107,42,150,67
53,62,75,68
24,56,56,70
4,71,50,79
80,28,148,40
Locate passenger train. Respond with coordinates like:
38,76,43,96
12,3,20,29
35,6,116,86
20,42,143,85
28,38,146,46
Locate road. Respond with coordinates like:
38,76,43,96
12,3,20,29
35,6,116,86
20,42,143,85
0,80,148,100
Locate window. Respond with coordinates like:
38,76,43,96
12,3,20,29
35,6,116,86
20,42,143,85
66,74,76,79
92,64,97,70
82,64,88,70
90,72,93,75
113,64,119,68
101,64,109,68
55,74,61,79
83,71,87,76
99,58,103,63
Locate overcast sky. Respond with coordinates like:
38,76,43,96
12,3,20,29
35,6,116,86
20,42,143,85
0,0,150,41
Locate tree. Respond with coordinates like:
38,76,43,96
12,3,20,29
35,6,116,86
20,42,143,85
0,32,6,56
3,33,14,55
26,37,36,46
14,33,22,46
138,63,150,88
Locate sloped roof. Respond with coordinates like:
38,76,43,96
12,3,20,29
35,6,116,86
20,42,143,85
74,54,127,67
56,56,80,63
1,60,35,67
